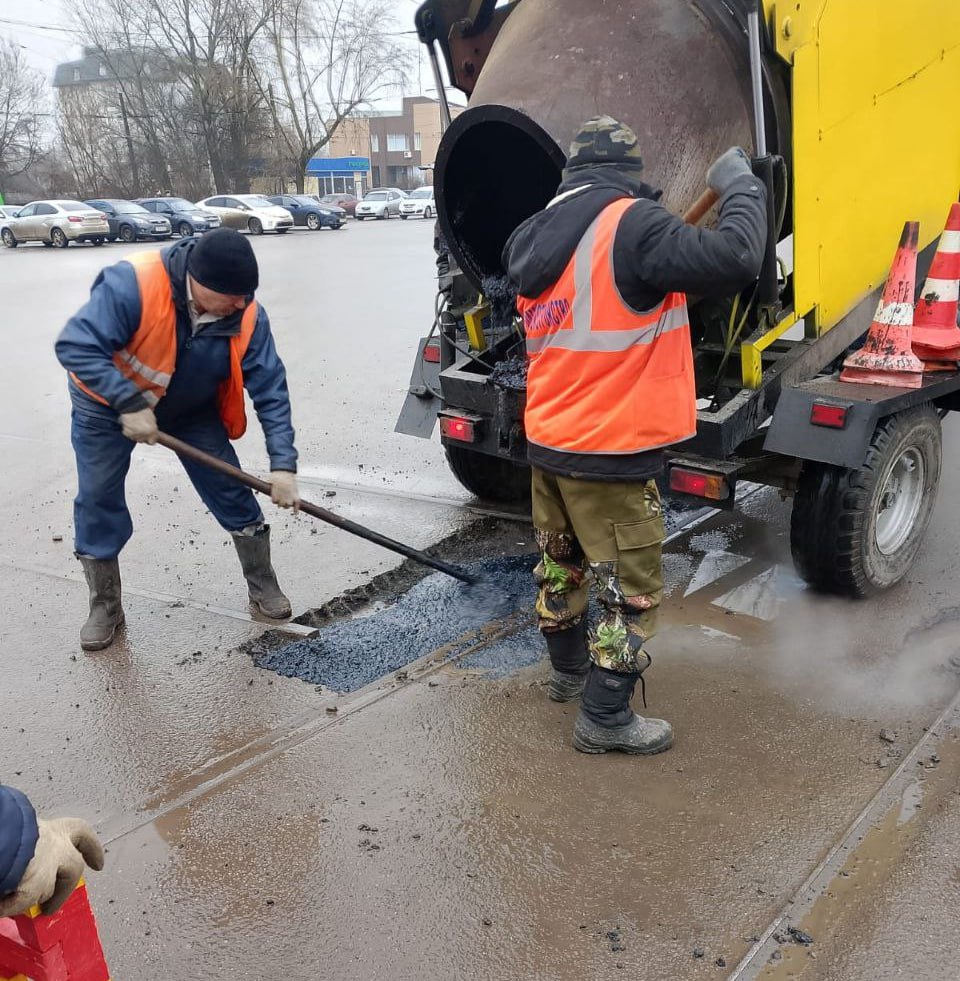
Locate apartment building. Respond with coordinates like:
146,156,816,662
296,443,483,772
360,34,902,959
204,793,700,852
312,97,463,193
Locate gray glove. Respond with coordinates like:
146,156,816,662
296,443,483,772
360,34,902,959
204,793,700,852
270,471,300,510
119,406,158,444
707,147,753,196
0,817,105,917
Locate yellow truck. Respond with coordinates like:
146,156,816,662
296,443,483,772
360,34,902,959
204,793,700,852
396,0,960,596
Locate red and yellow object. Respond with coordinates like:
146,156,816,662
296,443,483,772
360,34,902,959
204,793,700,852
840,221,924,389
0,881,110,981
912,202,960,367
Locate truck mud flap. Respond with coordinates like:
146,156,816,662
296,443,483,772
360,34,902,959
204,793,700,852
394,337,441,438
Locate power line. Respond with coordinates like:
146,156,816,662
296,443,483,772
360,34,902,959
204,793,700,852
0,16,79,36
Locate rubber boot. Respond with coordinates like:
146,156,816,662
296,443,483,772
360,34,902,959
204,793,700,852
231,525,292,619
545,618,590,702
77,555,125,652
573,666,673,755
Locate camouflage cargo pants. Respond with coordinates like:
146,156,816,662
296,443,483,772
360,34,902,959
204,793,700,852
531,468,666,675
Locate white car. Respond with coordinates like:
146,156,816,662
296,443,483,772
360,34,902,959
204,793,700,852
1,200,111,248
355,188,407,220
399,187,436,219
195,194,294,235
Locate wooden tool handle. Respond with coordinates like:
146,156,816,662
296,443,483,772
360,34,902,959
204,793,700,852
683,188,720,226
155,432,477,584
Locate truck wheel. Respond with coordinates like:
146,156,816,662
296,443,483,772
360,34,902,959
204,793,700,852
444,445,531,504
790,405,942,596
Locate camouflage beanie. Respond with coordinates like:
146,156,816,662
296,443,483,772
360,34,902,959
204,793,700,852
565,115,644,173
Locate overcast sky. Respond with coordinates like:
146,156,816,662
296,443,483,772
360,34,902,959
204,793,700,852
0,0,448,109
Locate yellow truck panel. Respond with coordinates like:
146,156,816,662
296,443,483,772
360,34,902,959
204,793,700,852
768,0,960,336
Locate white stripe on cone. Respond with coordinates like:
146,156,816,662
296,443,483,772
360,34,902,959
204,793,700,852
938,229,960,253
918,278,960,303
874,301,915,325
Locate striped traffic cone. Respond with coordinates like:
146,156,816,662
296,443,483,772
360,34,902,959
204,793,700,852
912,202,960,368
841,221,924,389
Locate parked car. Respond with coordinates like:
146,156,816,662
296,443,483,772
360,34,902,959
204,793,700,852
354,188,406,220
399,186,436,219
0,205,19,235
84,198,172,243
1,200,110,249
316,192,358,217
267,194,345,230
136,197,221,237
196,194,293,235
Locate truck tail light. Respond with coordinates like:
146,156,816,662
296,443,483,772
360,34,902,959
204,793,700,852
669,467,731,501
810,401,849,429
423,339,441,363
439,413,480,443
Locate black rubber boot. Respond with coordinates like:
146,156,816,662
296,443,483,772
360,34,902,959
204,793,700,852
545,618,590,702
77,555,125,652
573,666,673,755
231,525,292,619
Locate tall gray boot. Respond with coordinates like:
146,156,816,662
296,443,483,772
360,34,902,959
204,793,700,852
573,666,673,755
77,555,125,652
545,618,590,702
231,524,291,619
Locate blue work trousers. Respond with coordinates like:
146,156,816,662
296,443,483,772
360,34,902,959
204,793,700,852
71,407,264,559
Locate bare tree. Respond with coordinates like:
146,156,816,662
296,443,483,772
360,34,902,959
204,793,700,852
145,0,275,192
0,40,45,196
261,0,409,192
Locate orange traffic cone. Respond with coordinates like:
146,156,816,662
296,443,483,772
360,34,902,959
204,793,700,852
0,881,110,981
912,202,960,368
841,221,924,389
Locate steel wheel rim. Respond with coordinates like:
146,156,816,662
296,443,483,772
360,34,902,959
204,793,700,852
875,446,925,555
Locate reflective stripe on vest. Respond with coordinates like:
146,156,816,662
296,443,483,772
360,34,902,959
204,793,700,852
519,197,696,455
70,251,258,438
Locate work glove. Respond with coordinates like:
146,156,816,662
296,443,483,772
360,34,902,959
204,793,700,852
119,407,159,444
706,147,753,196
270,471,300,510
0,817,105,918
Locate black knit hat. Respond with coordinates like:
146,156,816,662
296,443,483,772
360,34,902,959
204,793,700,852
187,227,259,296
565,115,645,173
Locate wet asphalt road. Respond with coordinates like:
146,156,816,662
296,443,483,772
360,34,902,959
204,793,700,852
2,221,960,979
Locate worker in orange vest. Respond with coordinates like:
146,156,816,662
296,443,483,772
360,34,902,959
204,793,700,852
55,228,300,651
503,116,767,754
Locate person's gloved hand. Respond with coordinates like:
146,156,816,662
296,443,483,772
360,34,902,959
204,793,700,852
119,407,158,444
707,147,753,196
270,471,299,510
0,817,105,918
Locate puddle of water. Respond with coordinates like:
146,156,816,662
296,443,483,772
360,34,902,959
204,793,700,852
684,549,752,597
712,565,805,622
897,780,924,826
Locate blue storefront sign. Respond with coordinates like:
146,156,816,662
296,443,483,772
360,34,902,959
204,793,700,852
306,156,371,174
306,156,371,195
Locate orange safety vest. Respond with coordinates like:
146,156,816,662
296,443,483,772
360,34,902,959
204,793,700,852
518,197,696,455
71,250,259,439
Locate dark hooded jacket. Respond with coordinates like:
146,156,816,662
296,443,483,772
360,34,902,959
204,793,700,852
55,237,297,471
502,165,767,480
0,785,38,900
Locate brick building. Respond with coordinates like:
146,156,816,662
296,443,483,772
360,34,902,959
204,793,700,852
309,97,463,194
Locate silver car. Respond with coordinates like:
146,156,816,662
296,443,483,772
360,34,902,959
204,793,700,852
1,200,111,249
196,194,294,235
355,188,407,220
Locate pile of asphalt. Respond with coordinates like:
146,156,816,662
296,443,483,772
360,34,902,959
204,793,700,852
251,554,537,692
